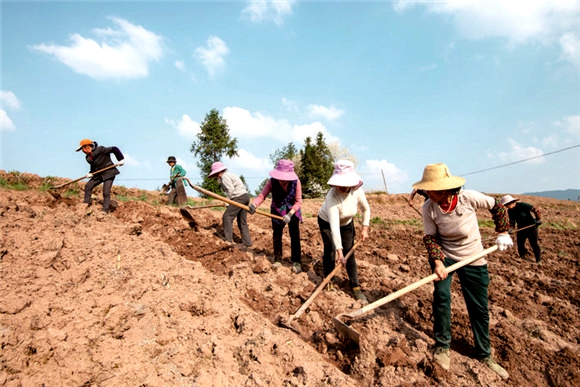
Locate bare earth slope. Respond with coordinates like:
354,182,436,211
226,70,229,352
1,171,579,386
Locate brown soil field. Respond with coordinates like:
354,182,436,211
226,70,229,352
1,171,579,386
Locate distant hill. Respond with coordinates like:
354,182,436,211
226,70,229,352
523,189,580,201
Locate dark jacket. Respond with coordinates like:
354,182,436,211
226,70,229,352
85,142,124,180
507,202,541,228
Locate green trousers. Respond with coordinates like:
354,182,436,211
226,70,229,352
433,258,491,358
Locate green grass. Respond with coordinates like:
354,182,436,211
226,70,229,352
0,179,28,190
368,216,422,229
550,220,578,230
478,219,495,228
0,171,29,190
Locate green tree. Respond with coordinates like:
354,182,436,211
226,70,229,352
190,108,238,195
255,142,300,196
299,132,334,198
269,142,298,166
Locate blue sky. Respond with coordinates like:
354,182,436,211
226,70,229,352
2,0,579,195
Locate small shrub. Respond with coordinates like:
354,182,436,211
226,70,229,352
40,177,58,191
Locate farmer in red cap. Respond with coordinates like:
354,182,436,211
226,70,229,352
249,159,303,273
76,139,124,214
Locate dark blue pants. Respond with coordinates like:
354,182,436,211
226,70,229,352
433,258,491,358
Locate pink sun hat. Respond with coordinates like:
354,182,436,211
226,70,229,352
269,159,298,181
327,160,362,187
208,161,227,178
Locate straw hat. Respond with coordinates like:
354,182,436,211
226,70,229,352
327,160,362,187
269,159,298,181
208,161,227,178
412,163,465,191
500,195,519,206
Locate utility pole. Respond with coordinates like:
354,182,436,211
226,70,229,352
381,169,388,194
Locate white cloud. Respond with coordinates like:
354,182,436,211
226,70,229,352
394,1,580,66
559,115,580,136
281,97,299,113
542,136,558,148
224,106,341,146
241,0,295,26
0,110,15,131
230,148,271,172
307,104,344,120
194,36,229,78
361,159,409,191
121,154,140,167
224,106,277,138
165,114,200,139
496,139,545,164
174,60,185,71
292,122,338,144
559,33,580,67
0,91,21,131
1,91,22,110
31,17,164,80
418,63,438,72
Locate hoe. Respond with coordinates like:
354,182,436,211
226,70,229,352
333,245,498,344
279,241,363,334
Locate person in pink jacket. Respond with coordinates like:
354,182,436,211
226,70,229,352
249,160,303,273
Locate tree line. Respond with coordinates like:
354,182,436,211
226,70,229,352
190,108,353,199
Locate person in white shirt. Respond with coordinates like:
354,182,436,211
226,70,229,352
317,160,370,304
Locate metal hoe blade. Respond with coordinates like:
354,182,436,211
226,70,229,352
332,315,361,344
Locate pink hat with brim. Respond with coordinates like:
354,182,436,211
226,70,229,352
269,159,298,181
327,160,362,187
208,161,227,178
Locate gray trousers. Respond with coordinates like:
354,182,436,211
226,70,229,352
222,193,252,247
84,176,115,212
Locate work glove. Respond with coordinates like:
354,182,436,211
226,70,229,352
118,159,125,166
495,234,514,251
283,214,292,224
536,219,543,226
248,204,256,214
85,173,93,179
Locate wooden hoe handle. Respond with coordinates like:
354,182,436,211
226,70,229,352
289,240,363,321
184,178,283,221
343,245,499,320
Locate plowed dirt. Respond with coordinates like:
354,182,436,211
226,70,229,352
1,171,578,386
